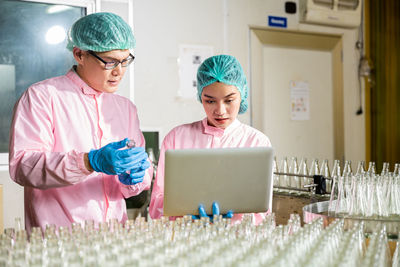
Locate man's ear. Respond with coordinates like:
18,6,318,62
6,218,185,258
72,47,85,64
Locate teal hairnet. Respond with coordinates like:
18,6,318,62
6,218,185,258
197,55,248,114
67,12,135,52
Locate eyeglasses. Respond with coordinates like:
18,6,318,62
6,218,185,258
88,50,135,70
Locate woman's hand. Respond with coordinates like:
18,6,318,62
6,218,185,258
191,202,233,222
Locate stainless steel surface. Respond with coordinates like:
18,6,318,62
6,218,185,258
274,172,333,180
303,201,400,237
274,186,311,192
273,192,329,225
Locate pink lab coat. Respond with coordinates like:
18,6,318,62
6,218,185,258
9,69,152,232
149,118,271,224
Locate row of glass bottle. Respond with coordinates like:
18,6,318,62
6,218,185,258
1,215,398,267
328,162,400,218
273,157,392,195
274,157,345,195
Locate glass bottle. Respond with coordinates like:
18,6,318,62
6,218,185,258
272,156,279,190
14,217,22,232
331,160,341,177
394,163,400,176
309,159,320,194
392,241,400,267
309,159,320,176
279,157,289,191
367,162,376,174
390,165,400,215
341,161,353,214
298,158,309,193
320,159,331,193
355,161,366,175
381,162,390,176
328,160,341,215
288,157,299,192
126,139,136,148
342,160,353,176
118,139,136,182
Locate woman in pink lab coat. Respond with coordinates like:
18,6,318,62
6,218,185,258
149,55,271,224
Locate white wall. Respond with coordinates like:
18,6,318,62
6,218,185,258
262,47,334,161
132,0,226,139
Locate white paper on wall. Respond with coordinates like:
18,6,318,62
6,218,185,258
290,80,310,121
178,44,214,99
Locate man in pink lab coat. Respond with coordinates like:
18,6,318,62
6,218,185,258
9,12,152,232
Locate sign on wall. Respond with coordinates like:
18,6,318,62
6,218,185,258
290,80,310,120
178,44,214,99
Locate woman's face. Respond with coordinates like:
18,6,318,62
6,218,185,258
201,82,241,129
74,48,131,93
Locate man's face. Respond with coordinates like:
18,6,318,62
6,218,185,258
74,48,132,93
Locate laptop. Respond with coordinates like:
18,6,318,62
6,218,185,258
163,147,274,216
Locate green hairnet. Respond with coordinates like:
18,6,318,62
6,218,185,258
67,12,135,52
197,55,248,114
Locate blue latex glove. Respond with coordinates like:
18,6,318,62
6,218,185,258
192,202,234,222
88,138,148,175
118,159,151,185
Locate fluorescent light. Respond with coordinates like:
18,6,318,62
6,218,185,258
47,5,71,14
45,25,66,45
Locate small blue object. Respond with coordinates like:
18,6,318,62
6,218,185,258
268,16,287,28
191,202,234,222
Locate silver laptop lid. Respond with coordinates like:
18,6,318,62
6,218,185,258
163,147,274,216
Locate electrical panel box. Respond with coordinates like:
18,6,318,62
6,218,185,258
299,0,362,28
